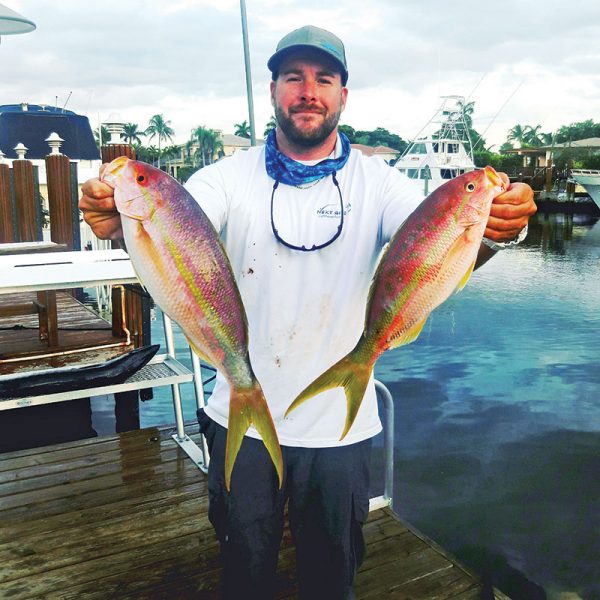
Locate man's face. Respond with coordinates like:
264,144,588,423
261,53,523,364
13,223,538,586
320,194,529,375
270,50,348,148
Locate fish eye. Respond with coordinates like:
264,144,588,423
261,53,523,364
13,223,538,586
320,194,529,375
136,174,146,184
465,182,476,192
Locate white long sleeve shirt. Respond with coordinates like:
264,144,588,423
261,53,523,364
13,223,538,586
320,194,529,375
185,143,422,447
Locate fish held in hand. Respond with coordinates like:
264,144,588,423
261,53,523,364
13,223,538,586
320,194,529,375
102,157,283,490
286,167,505,438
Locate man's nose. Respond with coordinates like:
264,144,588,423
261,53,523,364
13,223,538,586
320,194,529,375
299,79,317,101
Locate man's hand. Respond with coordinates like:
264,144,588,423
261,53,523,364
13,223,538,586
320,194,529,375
79,164,123,240
485,173,537,242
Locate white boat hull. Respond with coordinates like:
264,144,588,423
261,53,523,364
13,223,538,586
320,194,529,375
570,170,600,209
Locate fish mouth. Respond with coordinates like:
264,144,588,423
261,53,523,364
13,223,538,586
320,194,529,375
101,156,130,186
484,166,505,191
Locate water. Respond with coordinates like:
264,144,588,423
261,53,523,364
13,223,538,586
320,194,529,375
91,211,600,600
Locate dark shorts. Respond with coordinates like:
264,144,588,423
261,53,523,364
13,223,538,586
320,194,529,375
198,408,372,600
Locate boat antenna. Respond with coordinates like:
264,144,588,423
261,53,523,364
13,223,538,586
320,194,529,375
472,80,524,152
62,91,72,113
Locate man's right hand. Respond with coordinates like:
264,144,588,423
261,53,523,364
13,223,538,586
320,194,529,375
79,164,123,240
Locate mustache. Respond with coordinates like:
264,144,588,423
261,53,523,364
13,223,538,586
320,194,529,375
290,104,326,115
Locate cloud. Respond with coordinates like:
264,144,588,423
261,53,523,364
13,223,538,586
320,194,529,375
2,0,599,146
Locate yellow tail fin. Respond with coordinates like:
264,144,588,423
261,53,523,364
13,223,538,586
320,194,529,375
225,383,283,491
285,351,373,440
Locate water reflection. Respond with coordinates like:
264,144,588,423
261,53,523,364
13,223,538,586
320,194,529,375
375,211,600,599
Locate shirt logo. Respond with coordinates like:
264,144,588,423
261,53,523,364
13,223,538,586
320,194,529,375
317,202,352,218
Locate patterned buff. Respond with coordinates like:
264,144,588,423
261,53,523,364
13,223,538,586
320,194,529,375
264,129,351,186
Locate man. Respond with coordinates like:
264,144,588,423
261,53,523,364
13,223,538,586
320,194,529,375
80,25,536,600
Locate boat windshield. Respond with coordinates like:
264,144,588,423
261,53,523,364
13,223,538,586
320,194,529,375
409,143,427,155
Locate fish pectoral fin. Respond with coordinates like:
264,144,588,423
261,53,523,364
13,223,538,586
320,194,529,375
391,317,427,348
454,258,476,293
437,235,474,294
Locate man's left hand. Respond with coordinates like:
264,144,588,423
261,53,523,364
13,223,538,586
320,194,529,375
485,173,537,242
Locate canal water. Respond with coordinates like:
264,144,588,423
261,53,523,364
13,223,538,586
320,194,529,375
90,211,600,600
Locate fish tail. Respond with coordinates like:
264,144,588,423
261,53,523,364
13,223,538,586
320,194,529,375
225,383,283,491
285,348,374,440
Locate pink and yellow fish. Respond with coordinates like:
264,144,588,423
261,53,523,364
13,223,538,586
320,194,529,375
286,167,505,438
102,157,283,490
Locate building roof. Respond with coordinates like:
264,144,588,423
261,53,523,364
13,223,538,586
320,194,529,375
351,143,399,157
0,104,99,160
220,133,264,147
505,137,600,154
550,137,600,149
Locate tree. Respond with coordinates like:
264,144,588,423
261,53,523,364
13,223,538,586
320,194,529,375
145,114,175,169
122,122,144,145
452,99,475,130
555,119,600,143
93,125,109,149
264,116,277,138
338,124,356,142
234,120,251,139
522,124,544,147
192,126,223,167
507,124,527,146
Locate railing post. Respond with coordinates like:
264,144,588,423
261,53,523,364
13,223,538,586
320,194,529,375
12,143,42,242
0,152,16,243
45,133,80,250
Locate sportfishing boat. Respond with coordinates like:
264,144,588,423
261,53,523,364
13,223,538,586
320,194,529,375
0,102,101,195
569,169,600,209
394,96,475,196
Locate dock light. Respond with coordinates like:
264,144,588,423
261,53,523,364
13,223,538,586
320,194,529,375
104,114,125,145
45,132,64,155
0,3,36,43
14,143,28,159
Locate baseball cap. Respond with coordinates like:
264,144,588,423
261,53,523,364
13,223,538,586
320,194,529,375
267,25,348,85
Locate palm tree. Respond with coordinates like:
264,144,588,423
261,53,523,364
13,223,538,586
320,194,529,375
145,114,175,169
264,115,277,138
93,125,109,149
122,123,144,145
234,120,251,139
507,124,527,147
453,99,475,130
523,124,544,147
192,126,223,167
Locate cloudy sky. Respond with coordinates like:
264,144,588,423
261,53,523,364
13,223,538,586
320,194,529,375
2,0,599,150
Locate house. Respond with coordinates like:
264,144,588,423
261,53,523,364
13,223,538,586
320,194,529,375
163,133,264,179
350,143,400,163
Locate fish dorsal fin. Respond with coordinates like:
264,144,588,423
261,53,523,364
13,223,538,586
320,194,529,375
389,316,427,349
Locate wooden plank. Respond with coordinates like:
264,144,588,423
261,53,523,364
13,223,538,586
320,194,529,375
0,481,206,544
0,290,132,369
0,428,499,600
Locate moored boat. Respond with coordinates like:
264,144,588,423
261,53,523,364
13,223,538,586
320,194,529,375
393,95,475,196
569,169,600,208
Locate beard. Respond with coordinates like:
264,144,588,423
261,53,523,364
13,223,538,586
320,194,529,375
274,102,342,148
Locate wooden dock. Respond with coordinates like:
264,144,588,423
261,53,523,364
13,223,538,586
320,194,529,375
0,426,509,599
0,291,132,375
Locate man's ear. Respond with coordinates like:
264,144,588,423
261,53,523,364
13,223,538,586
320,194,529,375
270,80,276,106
